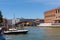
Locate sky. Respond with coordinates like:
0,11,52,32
0,0,60,19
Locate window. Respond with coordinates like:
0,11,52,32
56,9,60,13
56,9,57,13
58,9,60,13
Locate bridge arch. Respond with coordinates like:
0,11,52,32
16,21,37,26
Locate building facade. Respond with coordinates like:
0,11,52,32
3,18,8,26
44,7,60,23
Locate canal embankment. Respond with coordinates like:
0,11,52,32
37,23,60,28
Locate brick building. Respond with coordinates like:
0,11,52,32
44,7,60,23
3,18,7,26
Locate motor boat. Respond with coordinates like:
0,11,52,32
4,28,28,34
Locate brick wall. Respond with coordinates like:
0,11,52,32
44,7,60,23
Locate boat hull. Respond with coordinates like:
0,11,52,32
4,30,28,34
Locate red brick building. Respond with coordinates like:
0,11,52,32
44,7,60,23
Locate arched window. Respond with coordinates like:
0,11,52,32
58,9,60,13
56,9,60,13
56,9,58,13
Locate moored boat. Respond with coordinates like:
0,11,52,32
4,28,28,34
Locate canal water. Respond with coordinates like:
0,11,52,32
5,26,60,40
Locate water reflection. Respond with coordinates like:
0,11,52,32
0,34,5,40
5,27,60,40
44,27,60,40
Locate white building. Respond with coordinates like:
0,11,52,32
12,18,20,24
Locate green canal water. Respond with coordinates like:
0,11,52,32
5,26,60,40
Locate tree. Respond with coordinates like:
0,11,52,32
0,11,3,24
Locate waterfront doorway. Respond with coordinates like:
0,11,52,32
54,20,60,23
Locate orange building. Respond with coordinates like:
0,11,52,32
44,7,60,23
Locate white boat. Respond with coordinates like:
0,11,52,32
4,28,28,34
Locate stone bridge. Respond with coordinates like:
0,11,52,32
15,21,39,26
